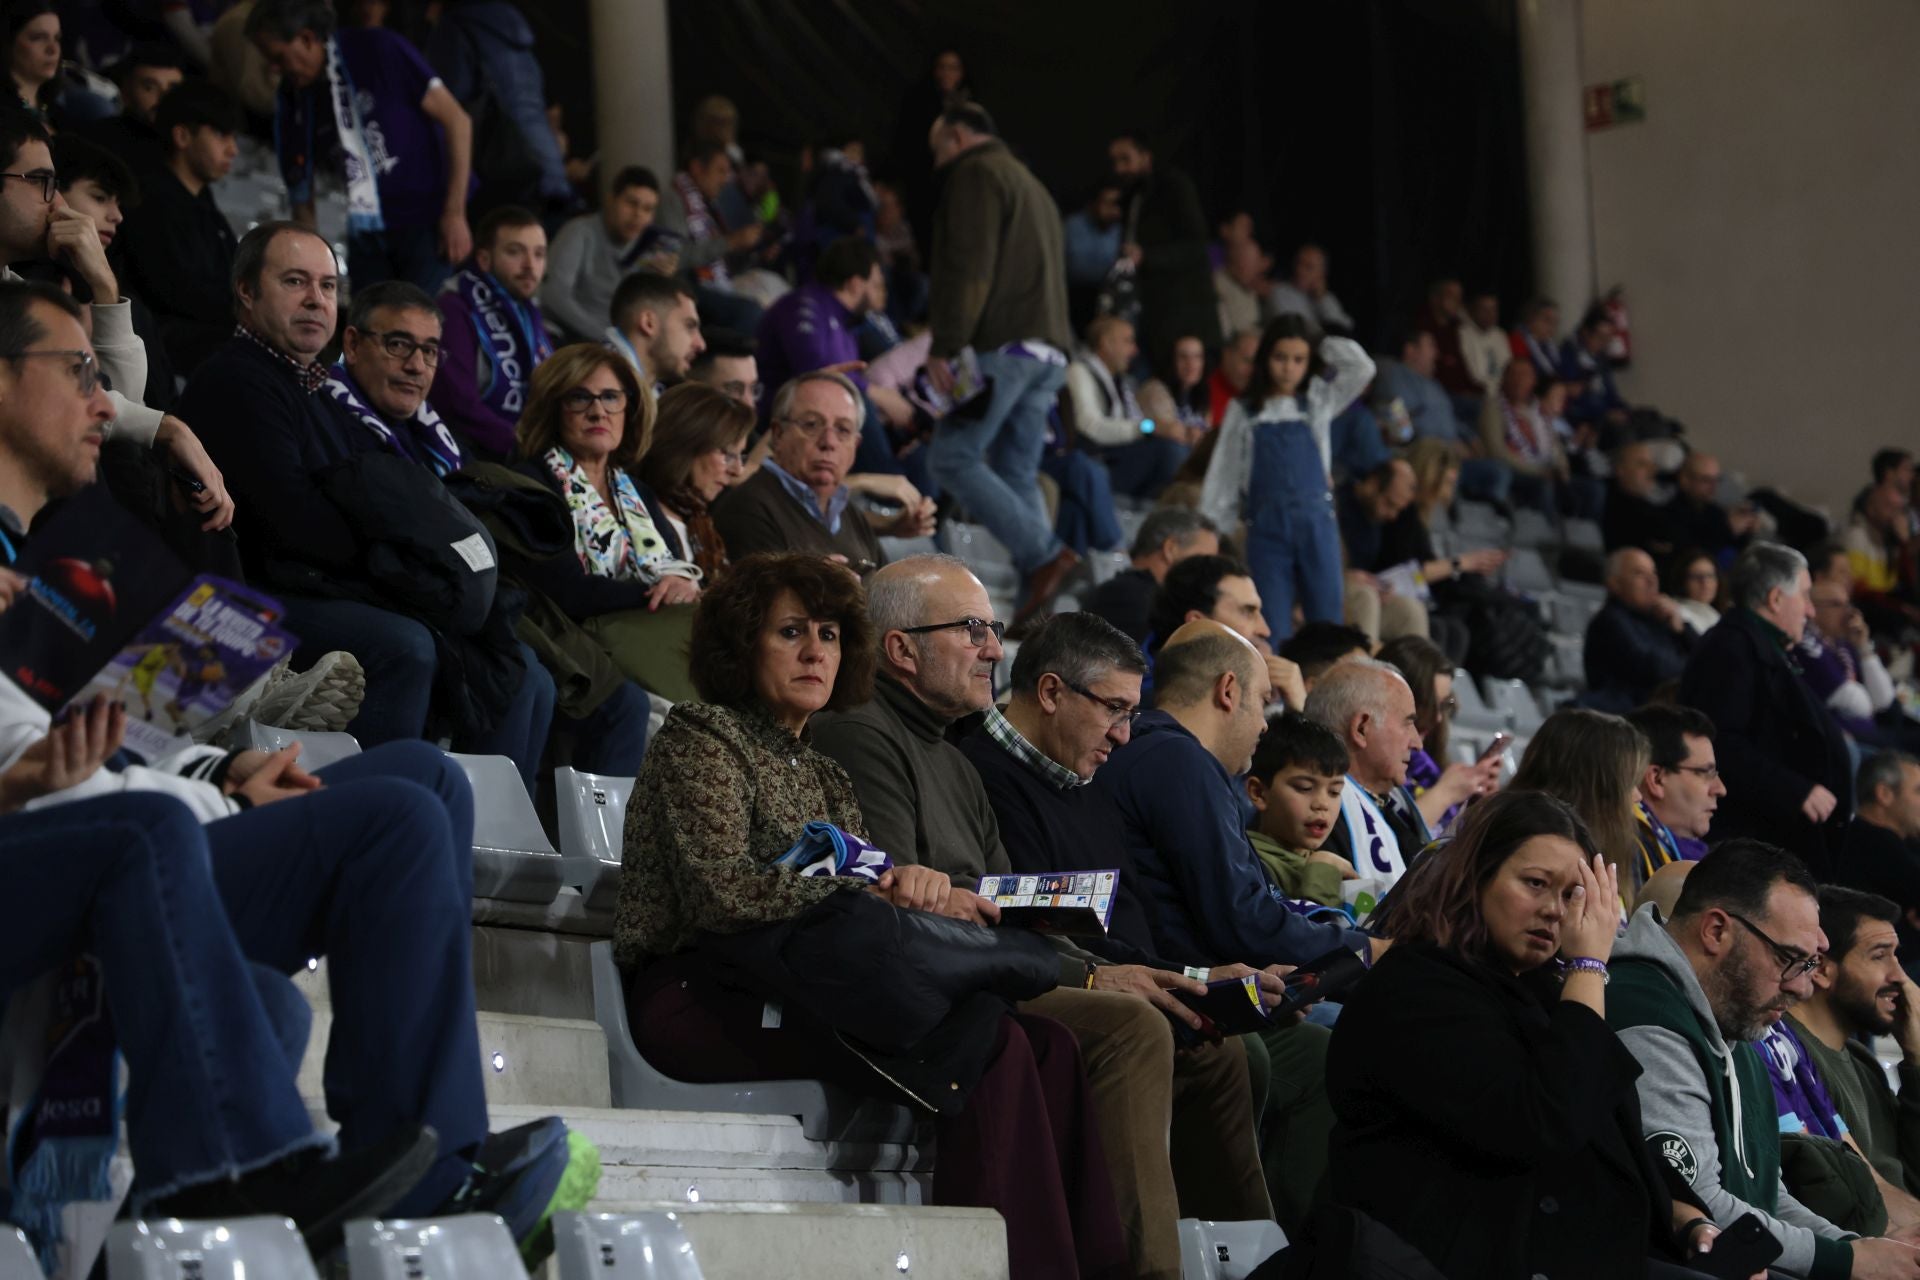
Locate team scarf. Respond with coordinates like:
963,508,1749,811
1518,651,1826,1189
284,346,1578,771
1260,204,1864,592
324,364,463,476
1499,396,1554,467
544,445,697,585
671,170,731,287
1081,353,1143,419
775,821,893,884
451,267,551,422
274,35,383,234
1337,779,1427,885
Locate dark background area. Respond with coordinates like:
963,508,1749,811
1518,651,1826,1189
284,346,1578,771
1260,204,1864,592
518,0,1535,345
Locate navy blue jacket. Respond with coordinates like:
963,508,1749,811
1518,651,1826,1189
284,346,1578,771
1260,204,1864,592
1583,598,1695,710
1092,710,1368,967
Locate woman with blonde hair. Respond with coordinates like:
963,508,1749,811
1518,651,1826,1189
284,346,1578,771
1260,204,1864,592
637,382,754,582
1510,708,1652,895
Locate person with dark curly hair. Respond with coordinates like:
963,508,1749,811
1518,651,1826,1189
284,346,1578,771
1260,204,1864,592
614,552,1128,1279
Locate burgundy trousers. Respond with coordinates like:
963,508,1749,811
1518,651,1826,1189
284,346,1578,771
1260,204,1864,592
629,955,1129,1279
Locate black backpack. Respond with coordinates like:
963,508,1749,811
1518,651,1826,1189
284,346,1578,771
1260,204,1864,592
1444,576,1551,683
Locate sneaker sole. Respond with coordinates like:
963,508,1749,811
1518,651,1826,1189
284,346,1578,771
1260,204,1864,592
517,1131,602,1268
259,654,367,734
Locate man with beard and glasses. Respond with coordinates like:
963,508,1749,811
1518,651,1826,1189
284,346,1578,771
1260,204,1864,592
1762,886,1920,1225
1610,841,1920,1278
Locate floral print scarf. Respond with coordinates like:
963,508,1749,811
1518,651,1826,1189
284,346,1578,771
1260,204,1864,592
546,445,693,583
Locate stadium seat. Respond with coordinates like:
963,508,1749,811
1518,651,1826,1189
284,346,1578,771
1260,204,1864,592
240,720,364,771
1482,678,1545,735
552,1211,704,1280
344,1215,525,1280
106,1217,319,1280
554,766,636,910
940,519,1018,596
587,941,923,1144
1509,507,1556,549
1503,547,1556,594
1563,517,1604,553
1547,633,1587,688
446,754,565,904
1451,669,1508,731
1176,1218,1288,1280
1,1226,41,1280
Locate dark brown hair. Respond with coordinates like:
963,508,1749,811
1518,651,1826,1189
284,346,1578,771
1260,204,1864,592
1373,789,1599,955
638,382,753,498
516,343,656,471
688,553,876,712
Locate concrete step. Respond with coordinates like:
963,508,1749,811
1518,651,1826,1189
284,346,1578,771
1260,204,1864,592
582,1201,1005,1280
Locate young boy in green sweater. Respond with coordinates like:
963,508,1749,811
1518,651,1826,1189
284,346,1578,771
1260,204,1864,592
1243,713,1361,906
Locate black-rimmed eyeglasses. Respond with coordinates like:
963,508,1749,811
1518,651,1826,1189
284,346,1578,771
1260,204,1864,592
1060,678,1140,730
0,170,56,203
900,616,1004,648
1727,911,1820,985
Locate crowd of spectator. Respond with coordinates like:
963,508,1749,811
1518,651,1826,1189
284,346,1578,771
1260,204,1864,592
9,8,1920,1280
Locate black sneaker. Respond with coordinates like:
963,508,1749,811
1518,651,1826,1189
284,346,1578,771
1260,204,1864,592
434,1117,601,1266
147,1124,438,1258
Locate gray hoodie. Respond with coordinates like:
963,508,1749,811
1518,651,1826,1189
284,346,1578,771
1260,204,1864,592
1611,903,1851,1279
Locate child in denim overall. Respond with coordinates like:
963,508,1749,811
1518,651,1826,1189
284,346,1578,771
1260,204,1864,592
1200,315,1375,640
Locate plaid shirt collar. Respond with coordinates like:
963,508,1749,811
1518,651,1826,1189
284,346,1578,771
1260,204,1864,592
235,324,328,394
983,705,1086,791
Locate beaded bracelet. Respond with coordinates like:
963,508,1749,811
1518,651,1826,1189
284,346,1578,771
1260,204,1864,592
1562,956,1610,984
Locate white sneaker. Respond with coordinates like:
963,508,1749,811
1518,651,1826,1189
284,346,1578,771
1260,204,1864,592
253,651,367,733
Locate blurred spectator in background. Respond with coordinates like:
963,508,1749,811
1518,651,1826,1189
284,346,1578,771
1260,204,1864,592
542,166,669,342
1476,358,1568,519
1204,326,1259,428
1083,506,1220,644
1064,314,1189,499
1139,334,1211,437
1267,243,1354,339
1457,289,1510,399
1212,232,1269,343
429,205,552,461
1511,295,1561,380
425,0,572,217
1061,179,1123,334
1373,326,1511,509
1668,549,1723,635
685,328,760,415
1558,303,1630,442
607,270,704,392
871,178,924,325
1417,277,1474,404
1585,548,1697,712
887,47,968,251
1603,441,1684,560
1110,130,1219,375
74,42,183,180
1671,451,1755,562
653,139,763,334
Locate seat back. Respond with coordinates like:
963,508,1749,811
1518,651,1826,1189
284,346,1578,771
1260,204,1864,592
1504,547,1556,594
106,1217,319,1280
1176,1218,1288,1280
554,767,636,910
1449,668,1508,730
1483,678,1544,734
588,941,922,1145
241,721,363,771
447,753,563,904
0,1227,42,1280
344,1216,525,1280
552,1212,704,1280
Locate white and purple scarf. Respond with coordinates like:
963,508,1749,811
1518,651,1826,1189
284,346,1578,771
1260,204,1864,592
774,821,893,884
450,267,552,422
325,364,463,476
274,35,383,234
672,170,731,287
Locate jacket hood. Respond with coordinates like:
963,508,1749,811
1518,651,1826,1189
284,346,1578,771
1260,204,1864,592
1616,901,1727,1053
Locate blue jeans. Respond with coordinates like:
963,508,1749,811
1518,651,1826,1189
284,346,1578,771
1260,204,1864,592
1096,435,1188,500
566,679,651,775
1247,513,1344,642
278,597,556,793
928,353,1066,574
0,794,326,1204
206,739,485,1214
347,224,451,294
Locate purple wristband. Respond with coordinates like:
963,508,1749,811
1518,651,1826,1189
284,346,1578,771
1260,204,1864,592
1563,956,1609,984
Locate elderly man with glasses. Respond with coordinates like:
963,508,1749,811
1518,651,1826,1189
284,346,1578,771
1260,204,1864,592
811,570,1277,1276
1610,840,1920,1279
712,370,931,573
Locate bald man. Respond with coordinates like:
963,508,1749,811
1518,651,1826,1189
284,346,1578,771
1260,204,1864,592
813,563,1274,1276
1092,618,1378,1228
1585,547,1697,711
1673,451,1757,560
1303,658,1432,885
1602,441,1686,557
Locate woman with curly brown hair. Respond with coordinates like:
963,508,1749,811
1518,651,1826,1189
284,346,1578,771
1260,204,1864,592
615,552,1127,1279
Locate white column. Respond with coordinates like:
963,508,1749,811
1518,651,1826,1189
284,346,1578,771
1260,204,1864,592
588,0,674,194
1517,0,1595,312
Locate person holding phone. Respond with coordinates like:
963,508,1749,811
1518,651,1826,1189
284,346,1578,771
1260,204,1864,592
1327,790,1739,1278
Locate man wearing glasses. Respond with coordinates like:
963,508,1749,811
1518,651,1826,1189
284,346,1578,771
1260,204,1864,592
713,370,931,572
332,280,463,476
1628,705,1728,878
1612,841,1920,1279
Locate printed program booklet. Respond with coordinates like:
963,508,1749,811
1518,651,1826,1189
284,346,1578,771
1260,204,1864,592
0,486,295,759
974,869,1119,937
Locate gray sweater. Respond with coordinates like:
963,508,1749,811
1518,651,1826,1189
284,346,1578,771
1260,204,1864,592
540,212,636,341
1612,904,1851,1278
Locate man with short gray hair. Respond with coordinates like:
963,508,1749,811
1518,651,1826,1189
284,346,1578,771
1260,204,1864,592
816,571,1271,1277
1681,541,1852,867
1304,658,1432,883
1083,506,1220,643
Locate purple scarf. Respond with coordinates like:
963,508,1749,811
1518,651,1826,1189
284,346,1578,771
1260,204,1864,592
325,364,464,476
451,267,552,422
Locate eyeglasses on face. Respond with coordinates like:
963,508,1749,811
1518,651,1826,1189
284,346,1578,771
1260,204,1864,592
0,169,57,203
1662,762,1721,782
1726,911,1820,985
561,388,629,414
363,330,441,366
901,616,1005,648
6,348,98,395
781,413,859,445
1058,677,1139,729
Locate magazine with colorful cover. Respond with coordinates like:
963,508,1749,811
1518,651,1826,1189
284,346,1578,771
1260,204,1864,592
0,485,294,759
974,868,1119,937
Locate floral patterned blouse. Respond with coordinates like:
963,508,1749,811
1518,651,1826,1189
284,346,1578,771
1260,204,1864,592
615,699,870,967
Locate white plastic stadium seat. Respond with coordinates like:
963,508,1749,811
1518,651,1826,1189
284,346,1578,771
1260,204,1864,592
344,1215,526,1280
554,767,636,910
588,941,922,1144
553,1212,704,1280
1482,678,1545,735
1177,1218,1288,1280
1503,547,1556,594
0,1227,42,1280
1450,669,1508,731
241,720,363,771
446,754,564,904
107,1217,319,1280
